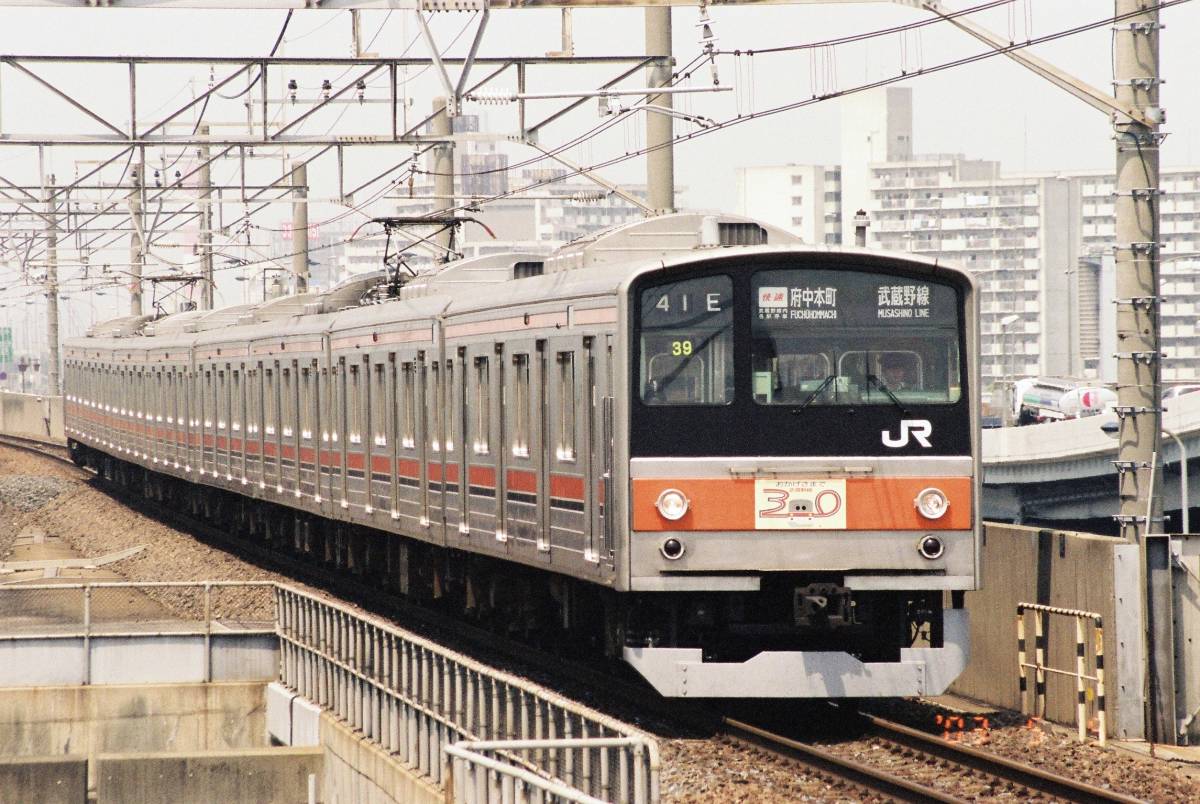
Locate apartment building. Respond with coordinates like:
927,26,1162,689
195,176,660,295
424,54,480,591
736,86,1200,391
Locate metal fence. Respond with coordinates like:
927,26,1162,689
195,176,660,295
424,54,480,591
275,585,660,804
1017,602,1107,746
0,581,277,685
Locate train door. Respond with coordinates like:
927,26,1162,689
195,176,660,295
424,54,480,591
264,364,279,491
319,360,332,509
464,346,500,545
333,356,348,508
547,337,593,570
396,358,420,527
369,355,389,516
202,367,214,476
455,347,469,541
386,354,399,520
442,355,462,538
424,353,446,542
284,361,300,495
246,366,260,486
598,335,615,570
299,361,317,500
503,341,543,554
218,367,230,479
232,367,244,481
183,366,193,472
345,356,367,511
162,370,172,466
534,340,551,563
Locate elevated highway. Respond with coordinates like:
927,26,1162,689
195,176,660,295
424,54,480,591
984,391,1200,529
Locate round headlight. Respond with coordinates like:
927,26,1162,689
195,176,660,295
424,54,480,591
918,535,945,560
655,488,690,521
914,487,949,520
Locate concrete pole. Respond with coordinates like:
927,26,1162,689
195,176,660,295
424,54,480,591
429,97,455,261
129,160,144,316
44,176,60,396
1114,0,1167,744
645,8,675,215
1113,0,1163,542
198,125,214,310
291,160,309,294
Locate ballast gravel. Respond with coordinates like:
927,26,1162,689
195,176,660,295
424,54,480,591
0,474,73,511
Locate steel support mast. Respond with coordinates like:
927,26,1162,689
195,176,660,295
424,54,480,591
291,160,309,294
199,125,215,310
645,7,675,214
128,160,145,316
429,97,456,259
44,176,60,396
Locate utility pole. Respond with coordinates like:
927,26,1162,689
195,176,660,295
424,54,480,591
429,97,455,261
645,8,675,215
1113,0,1169,743
198,124,214,310
1113,0,1163,541
129,160,144,316
44,175,60,396
291,160,309,294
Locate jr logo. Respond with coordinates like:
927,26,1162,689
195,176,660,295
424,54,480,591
882,419,933,448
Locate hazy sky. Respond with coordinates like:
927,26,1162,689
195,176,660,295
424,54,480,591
0,0,1196,350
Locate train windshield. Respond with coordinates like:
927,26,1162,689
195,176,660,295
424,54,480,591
638,275,734,405
751,269,961,406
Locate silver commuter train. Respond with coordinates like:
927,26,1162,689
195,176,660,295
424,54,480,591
64,212,979,698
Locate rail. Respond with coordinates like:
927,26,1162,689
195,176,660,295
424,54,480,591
1017,602,1107,745
275,585,660,804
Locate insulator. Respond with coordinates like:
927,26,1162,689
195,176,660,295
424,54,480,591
468,90,516,105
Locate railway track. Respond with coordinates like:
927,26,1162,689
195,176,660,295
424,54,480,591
724,714,1146,804
0,433,72,464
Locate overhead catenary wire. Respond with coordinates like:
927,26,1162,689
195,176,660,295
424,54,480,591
2,0,1192,305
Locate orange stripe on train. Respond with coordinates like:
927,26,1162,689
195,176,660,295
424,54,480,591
631,477,972,531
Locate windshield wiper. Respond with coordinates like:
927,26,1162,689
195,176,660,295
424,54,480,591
795,374,838,411
867,373,909,415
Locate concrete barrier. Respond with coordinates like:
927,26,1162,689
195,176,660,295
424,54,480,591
268,683,441,804
0,391,63,444
0,682,268,758
953,523,1141,738
0,756,87,804
94,747,322,804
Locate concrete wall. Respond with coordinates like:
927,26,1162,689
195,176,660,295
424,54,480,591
953,524,1140,737
94,747,322,804
0,391,64,443
0,682,267,758
0,756,87,804
267,684,440,804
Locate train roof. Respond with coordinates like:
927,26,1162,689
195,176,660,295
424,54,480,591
69,212,973,354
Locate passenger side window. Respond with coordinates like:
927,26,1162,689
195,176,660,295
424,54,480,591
473,356,490,455
512,354,530,458
557,352,576,461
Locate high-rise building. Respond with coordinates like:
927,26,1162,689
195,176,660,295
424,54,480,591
734,164,842,245
735,86,1200,394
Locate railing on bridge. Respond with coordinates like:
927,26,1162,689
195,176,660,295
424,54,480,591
0,581,660,802
275,585,660,804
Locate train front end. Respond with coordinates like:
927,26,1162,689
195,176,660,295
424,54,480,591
619,249,978,698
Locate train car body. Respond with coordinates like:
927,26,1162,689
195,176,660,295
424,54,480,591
64,213,979,699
